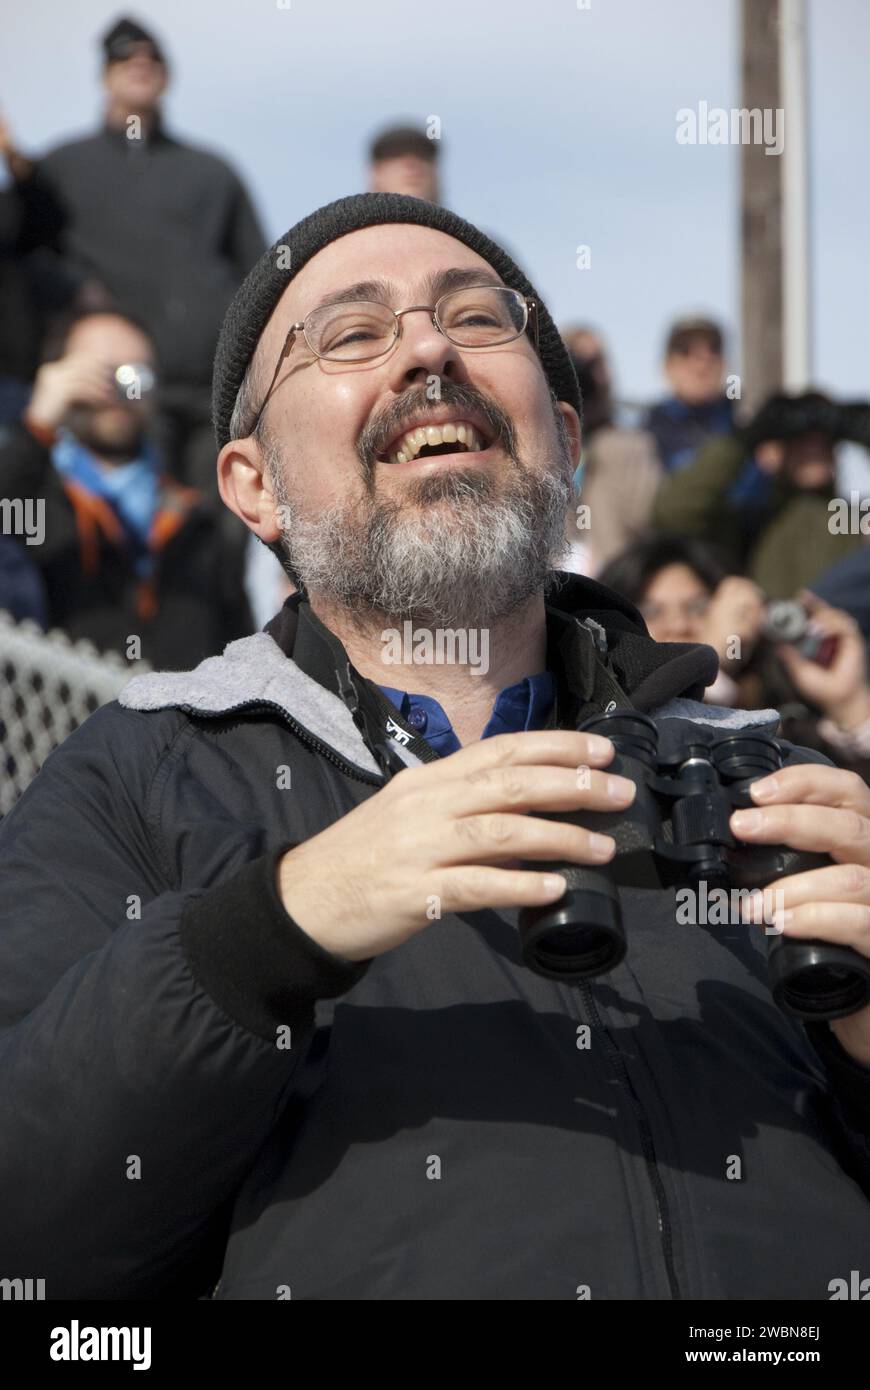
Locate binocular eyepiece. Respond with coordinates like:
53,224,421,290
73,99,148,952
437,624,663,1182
517,710,870,1022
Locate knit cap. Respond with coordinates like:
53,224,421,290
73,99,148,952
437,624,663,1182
212,192,580,449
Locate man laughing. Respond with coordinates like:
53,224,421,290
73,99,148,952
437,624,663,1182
2,194,869,1300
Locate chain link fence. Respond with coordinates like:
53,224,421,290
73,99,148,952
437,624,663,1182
0,611,150,816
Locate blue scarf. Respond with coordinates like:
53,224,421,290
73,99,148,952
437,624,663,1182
52,431,161,576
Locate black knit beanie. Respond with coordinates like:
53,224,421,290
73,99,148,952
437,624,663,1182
212,192,580,450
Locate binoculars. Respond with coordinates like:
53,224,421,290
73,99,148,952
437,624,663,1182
518,709,870,1022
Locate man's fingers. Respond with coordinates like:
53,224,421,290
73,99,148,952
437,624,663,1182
438,864,569,914
436,763,635,820
393,729,616,791
769,901,870,957
748,762,870,815
731,802,870,866
459,729,616,775
448,811,615,867
741,862,870,922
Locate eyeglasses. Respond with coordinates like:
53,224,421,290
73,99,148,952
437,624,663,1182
640,597,711,624
245,284,537,437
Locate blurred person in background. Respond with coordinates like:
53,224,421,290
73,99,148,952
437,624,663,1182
0,16,266,495
599,532,870,781
0,307,251,667
0,117,78,425
811,541,870,663
653,389,869,597
560,325,662,575
368,123,441,203
643,315,734,472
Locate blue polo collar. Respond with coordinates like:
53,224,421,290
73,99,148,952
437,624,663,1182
378,670,556,757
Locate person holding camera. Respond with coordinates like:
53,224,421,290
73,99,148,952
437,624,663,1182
559,325,664,575
653,389,868,596
1,195,870,1301
0,306,251,665
599,534,870,783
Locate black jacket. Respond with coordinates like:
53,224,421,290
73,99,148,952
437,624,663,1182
1,576,869,1299
0,420,252,667
27,124,265,391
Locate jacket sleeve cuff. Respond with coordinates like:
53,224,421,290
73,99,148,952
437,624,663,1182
180,846,372,1042
805,1020,870,1135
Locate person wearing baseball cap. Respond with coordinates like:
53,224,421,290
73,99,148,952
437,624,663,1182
3,193,870,1302
2,14,265,494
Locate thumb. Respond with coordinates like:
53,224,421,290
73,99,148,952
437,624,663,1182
798,588,829,616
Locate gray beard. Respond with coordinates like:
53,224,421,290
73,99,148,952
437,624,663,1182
266,443,573,630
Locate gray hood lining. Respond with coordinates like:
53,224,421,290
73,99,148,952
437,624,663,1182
652,697,780,730
119,632,780,773
119,631,382,777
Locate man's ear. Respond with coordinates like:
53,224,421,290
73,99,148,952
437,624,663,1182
556,400,582,466
217,437,282,542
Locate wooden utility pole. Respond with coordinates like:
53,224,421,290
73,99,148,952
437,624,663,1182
741,0,783,412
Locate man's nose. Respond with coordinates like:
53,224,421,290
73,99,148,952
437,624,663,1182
386,309,469,393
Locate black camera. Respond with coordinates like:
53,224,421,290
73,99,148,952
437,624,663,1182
518,709,870,1021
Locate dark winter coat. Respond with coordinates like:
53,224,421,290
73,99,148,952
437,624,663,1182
1,575,868,1299
29,124,265,392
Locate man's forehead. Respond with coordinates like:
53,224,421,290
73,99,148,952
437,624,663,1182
70,315,152,356
265,224,501,341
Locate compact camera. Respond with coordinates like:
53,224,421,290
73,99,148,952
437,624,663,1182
762,599,839,668
113,362,156,401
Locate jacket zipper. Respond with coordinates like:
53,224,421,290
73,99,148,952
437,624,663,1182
179,700,385,786
184,695,681,1296
578,980,682,1300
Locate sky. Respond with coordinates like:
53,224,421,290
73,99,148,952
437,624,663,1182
2,0,867,405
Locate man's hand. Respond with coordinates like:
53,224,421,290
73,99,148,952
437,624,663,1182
277,729,634,962
774,590,870,732
26,354,117,434
732,763,870,1067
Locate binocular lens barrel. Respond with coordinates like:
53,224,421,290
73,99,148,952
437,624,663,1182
768,938,870,1020
519,878,625,981
517,713,657,982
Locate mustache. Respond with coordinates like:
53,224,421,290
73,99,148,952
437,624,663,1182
356,381,518,474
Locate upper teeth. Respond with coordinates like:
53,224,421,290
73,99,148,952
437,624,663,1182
387,420,485,464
